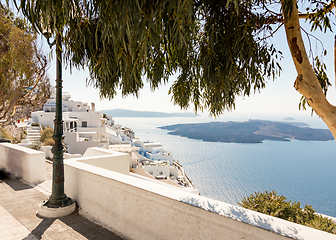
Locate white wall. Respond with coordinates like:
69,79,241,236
32,109,103,130
143,142,162,149
31,111,54,128
64,132,100,155
81,147,130,174
64,158,336,240
63,100,87,112
144,165,170,177
109,144,135,152
79,155,129,175
0,143,46,183
41,146,52,159
83,147,124,157
170,166,178,178
146,152,173,162
71,111,102,128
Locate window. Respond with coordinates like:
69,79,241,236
82,121,87,127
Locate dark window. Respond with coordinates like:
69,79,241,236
82,121,87,127
70,122,73,129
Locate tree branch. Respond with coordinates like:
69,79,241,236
258,23,284,42
298,1,335,19
282,0,336,138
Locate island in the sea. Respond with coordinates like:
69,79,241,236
102,109,197,118
158,120,334,143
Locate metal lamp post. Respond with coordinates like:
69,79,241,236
38,29,75,217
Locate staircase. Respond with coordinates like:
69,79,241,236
25,126,41,142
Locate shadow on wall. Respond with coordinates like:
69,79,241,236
0,169,9,180
179,196,301,240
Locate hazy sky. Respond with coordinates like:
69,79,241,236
44,17,336,126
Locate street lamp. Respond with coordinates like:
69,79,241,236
38,29,76,218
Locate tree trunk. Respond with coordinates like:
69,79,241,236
282,0,336,139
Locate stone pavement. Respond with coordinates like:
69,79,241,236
0,178,128,240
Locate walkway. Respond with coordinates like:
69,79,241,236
0,177,128,240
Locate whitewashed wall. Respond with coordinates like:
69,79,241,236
0,143,46,183
31,111,54,127
64,158,336,240
64,132,100,155
81,147,130,174
143,164,170,177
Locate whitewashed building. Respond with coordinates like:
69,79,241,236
133,139,173,164
31,93,125,154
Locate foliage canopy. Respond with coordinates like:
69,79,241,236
12,1,336,137
0,5,51,121
14,0,284,116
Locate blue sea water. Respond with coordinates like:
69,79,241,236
114,116,336,217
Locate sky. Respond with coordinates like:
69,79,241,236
42,9,336,128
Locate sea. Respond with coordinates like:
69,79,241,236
114,116,336,217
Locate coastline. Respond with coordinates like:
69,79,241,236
113,117,336,218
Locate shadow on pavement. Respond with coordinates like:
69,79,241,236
59,213,128,240
1,175,129,240
27,217,56,239
3,178,33,191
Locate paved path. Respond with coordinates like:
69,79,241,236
0,178,128,240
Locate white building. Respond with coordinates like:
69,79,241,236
29,92,198,194
133,139,173,164
109,144,140,168
30,93,126,155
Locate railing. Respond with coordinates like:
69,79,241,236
173,160,194,187
68,127,77,133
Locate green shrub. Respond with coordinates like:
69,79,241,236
239,190,336,234
23,130,27,135
40,128,54,143
31,122,40,127
29,141,41,150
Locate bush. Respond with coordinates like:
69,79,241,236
29,141,41,150
43,138,54,146
11,138,20,144
239,190,336,234
40,128,54,143
0,128,13,141
31,122,40,127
